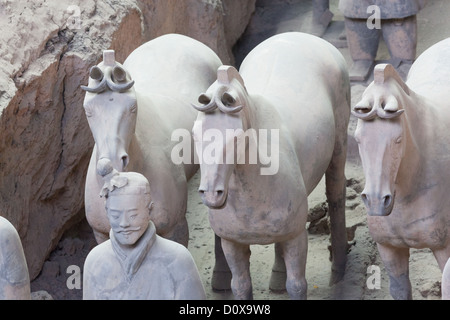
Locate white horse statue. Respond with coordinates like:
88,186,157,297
81,34,222,246
191,32,350,299
352,37,450,299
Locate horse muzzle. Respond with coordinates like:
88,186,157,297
361,191,395,216
199,188,228,209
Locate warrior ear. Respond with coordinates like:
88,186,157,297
217,65,245,87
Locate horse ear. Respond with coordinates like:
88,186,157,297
198,93,212,104
384,96,399,112
222,92,236,106
217,65,245,87
354,97,371,112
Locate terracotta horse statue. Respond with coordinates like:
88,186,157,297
352,37,450,299
0,216,30,299
191,32,350,299
81,34,222,245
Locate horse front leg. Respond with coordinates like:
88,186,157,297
280,231,308,300
377,243,412,300
221,238,253,300
211,234,232,291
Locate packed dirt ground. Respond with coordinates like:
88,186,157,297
30,0,450,300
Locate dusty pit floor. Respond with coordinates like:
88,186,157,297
31,0,449,300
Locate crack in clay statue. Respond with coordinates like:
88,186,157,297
339,0,427,81
352,37,450,299
82,159,205,300
81,34,221,246
0,216,30,300
192,32,350,300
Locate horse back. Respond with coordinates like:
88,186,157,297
123,33,222,100
239,32,349,192
407,37,450,105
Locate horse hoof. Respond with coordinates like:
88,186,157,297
211,270,232,291
269,270,287,292
329,269,345,286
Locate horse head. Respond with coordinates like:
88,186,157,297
352,64,409,216
191,66,251,209
81,50,136,172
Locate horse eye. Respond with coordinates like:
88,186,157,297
396,136,403,144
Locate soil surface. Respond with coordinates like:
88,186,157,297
30,0,450,300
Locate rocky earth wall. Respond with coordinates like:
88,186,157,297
0,0,255,280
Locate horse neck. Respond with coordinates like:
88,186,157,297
234,94,285,178
396,90,433,191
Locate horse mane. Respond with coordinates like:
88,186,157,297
374,64,410,95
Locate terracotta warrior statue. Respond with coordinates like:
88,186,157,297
339,0,427,81
0,216,30,300
311,0,334,37
82,159,206,300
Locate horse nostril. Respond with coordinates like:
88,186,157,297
383,195,393,208
361,193,369,206
121,155,129,169
216,190,223,197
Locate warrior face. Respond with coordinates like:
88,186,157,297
106,192,152,246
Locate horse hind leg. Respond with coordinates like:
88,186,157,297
326,93,350,285
269,242,287,292
211,234,232,291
